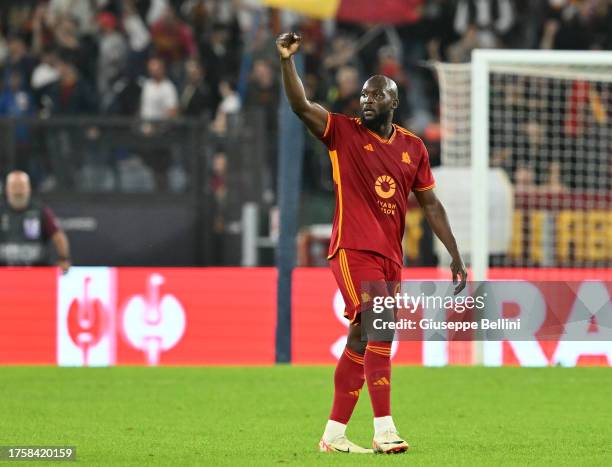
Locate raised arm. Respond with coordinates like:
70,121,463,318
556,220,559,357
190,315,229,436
276,32,328,138
414,189,467,294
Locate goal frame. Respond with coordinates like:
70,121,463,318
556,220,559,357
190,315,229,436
470,49,612,281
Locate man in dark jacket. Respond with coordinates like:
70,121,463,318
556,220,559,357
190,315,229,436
0,171,71,273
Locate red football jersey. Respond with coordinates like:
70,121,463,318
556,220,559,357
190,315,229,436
319,112,435,266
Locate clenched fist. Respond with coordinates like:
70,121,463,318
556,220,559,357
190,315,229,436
276,32,301,59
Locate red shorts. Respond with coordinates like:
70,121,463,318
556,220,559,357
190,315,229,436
329,248,402,324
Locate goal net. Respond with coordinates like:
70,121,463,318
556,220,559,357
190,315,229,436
434,51,612,278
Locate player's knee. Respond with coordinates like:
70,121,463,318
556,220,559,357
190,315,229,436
346,328,366,355
347,337,366,355
362,307,396,343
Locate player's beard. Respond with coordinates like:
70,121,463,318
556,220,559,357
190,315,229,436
360,109,391,131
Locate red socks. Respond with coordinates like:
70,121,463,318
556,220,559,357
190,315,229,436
329,347,365,424
364,342,392,417
329,343,392,424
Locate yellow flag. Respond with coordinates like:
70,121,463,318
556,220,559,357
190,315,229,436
262,0,340,19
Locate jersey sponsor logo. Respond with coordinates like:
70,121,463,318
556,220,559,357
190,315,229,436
363,143,374,152
23,217,41,239
402,151,411,164
374,175,396,199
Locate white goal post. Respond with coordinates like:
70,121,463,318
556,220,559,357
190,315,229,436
436,49,612,281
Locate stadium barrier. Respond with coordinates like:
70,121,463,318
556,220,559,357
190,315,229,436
0,113,269,266
0,267,610,367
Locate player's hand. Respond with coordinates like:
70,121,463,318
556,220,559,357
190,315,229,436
276,32,301,59
57,258,71,275
451,258,467,295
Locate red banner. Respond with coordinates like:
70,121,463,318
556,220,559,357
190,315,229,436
114,268,277,365
292,268,612,366
1,267,276,366
0,267,610,366
292,268,470,365
0,268,56,364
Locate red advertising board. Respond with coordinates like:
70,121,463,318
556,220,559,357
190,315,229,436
0,268,56,364
292,267,612,366
292,268,470,365
1,267,277,366
114,268,277,365
0,267,610,366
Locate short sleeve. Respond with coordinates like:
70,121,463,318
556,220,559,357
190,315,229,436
42,206,59,239
412,141,436,192
317,112,338,149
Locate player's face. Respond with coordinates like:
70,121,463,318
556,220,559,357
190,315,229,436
359,83,393,126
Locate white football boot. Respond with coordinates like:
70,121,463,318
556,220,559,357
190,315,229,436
319,436,373,453
372,430,409,454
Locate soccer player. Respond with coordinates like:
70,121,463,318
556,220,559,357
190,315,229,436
277,32,467,454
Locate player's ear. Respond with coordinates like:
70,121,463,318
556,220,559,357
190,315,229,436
391,98,399,110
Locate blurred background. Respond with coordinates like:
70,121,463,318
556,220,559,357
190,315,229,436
0,0,609,268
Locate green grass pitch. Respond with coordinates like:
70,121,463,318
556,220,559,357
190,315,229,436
1,366,611,466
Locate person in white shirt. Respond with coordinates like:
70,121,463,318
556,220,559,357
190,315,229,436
31,50,60,91
140,57,178,120
139,57,178,190
211,79,241,134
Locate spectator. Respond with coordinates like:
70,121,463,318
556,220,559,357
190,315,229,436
245,58,277,109
30,49,60,92
0,71,34,118
52,15,96,83
211,79,240,135
122,0,151,78
2,36,36,91
179,58,214,117
0,170,71,273
199,22,241,100
514,163,537,193
329,66,360,116
46,0,97,34
539,0,605,50
424,0,460,62
150,5,196,80
543,161,567,194
0,71,35,175
139,56,178,190
245,58,279,191
38,61,96,190
448,0,515,61
96,12,128,102
454,0,515,47
322,35,359,79
41,60,96,115
140,56,178,120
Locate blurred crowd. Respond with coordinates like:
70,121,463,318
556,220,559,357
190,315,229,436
0,0,609,193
